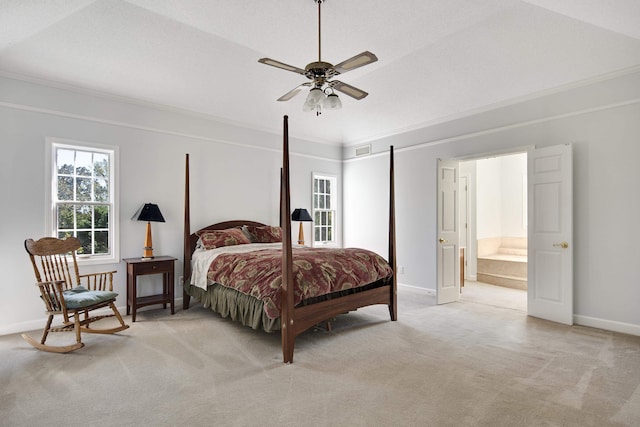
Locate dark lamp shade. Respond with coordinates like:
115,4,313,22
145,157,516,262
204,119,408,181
291,208,312,222
132,203,165,223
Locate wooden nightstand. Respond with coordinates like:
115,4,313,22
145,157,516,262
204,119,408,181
123,256,176,322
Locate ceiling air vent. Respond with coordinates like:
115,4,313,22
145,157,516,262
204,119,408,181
355,145,371,157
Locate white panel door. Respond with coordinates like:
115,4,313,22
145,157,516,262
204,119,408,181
528,144,573,324
460,174,470,284
437,159,460,304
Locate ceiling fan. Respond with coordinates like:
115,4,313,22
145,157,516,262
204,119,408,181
258,0,378,115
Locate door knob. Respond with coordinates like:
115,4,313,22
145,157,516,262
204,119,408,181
439,238,447,244
553,241,569,249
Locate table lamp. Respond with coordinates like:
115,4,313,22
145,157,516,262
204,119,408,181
291,208,313,245
132,203,165,259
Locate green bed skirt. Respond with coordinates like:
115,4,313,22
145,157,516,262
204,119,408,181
184,282,281,333
184,276,392,334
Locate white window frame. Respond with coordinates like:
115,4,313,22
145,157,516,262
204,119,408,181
312,172,338,247
46,138,119,265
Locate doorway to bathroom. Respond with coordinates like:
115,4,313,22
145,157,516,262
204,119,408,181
459,152,528,311
436,144,573,324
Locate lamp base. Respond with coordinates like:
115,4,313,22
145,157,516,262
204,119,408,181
143,223,154,258
143,247,154,257
298,222,305,246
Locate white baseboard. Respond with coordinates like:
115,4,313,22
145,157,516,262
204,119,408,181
574,314,640,337
398,283,436,295
0,318,44,336
398,284,640,337
0,298,184,336
5,293,637,339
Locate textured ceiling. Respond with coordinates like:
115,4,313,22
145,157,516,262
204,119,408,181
1,0,639,145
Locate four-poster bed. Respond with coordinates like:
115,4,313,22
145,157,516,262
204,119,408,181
182,115,397,363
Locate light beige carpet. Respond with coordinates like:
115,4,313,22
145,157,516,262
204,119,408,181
460,280,527,312
1,286,639,427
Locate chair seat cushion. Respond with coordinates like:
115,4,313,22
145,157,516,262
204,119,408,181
62,286,118,309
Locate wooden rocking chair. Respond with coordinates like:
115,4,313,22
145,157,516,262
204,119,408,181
23,237,129,353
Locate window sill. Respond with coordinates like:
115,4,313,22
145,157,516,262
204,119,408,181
313,242,339,249
76,254,120,267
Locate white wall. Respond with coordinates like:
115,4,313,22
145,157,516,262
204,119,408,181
476,157,503,239
0,76,342,335
500,153,527,238
4,70,640,338
476,153,527,239
459,161,477,279
344,72,640,334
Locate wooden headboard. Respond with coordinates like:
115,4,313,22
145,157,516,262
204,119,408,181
187,220,266,257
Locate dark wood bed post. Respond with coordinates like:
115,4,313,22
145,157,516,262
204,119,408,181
180,119,395,362
388,146,397,320
280,115,295,363
183,153,191,310
279,167,283,227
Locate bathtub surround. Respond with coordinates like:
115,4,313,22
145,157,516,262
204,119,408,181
477,237,528,290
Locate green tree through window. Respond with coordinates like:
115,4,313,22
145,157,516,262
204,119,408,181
53,144,115,257
313,173,337,244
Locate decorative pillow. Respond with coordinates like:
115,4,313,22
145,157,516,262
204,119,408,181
243,225,283,243
198,228,251,250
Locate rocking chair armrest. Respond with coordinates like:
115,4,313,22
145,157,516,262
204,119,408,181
35,280,68,313
78,270,117,291
34,279,66,291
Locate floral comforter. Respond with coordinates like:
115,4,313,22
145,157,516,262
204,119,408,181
206,246,393,319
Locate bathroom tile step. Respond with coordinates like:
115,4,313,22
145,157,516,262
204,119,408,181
497,247,528,256
477,257,527,279
477,273,528,290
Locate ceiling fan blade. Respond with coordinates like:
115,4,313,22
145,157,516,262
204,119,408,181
258,58,307,75
331,80,369,100
332,51,378,74
277,83,312,102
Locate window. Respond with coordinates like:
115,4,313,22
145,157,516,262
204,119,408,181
312,173,337,245
48,140,118,263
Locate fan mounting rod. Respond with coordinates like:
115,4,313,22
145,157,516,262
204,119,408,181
315,0,324,62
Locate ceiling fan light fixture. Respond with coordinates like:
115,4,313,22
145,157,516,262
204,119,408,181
305,87,324,106
302,99,315,112
323,92,342,110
